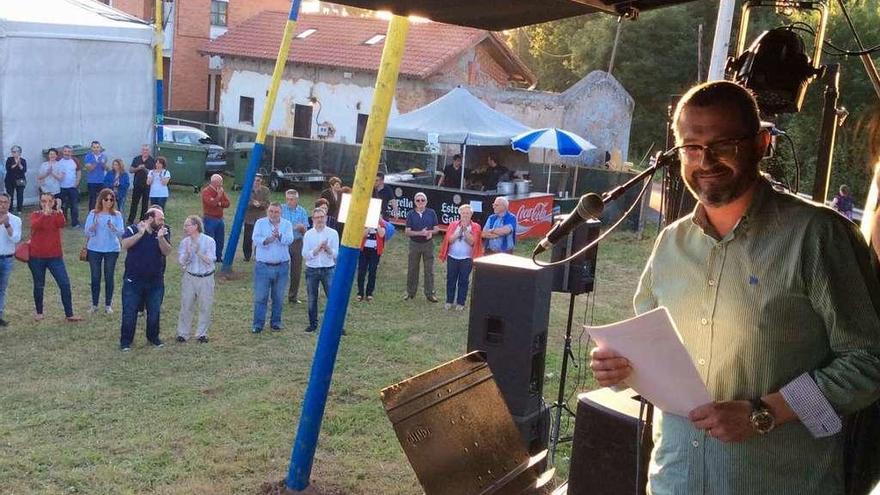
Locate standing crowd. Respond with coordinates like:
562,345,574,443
0,142,523,350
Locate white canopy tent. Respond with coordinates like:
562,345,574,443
0,0,154,204
386,87,531,189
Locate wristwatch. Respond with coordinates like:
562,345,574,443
749,398,776,434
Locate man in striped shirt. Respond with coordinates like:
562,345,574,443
590,81,880,494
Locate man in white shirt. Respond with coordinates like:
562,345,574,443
57,145,81,227
251,202,294,333
0,193,21,327
302,207,339,333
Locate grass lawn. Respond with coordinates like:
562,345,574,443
0,185,657,494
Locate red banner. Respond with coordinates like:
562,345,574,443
510,195,553,239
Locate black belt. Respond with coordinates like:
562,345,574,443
0,254,12,259
258,261,287,267
186,270,215,278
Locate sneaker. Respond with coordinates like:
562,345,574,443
252,327,262,334
271,325,283,332
0,318,7,327
197,336,208,343
455,305,466,311
304,326,316,333
365,296,373,302
289,298,302,304
176,336,187,343
151,340,164,348
66,315,84,322
120,345,131,352
356,295,363,302
403,294,414,301
426,295,439,303
444,303,452,310
88,305,98,314
105,306,113,314
34,313,44,321
137,311,145,318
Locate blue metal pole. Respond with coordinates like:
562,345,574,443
221,0,302,272
286,14,410,492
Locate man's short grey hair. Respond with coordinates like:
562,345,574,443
414,192,427,201
62,145,72,151
0,193,10,201
210,174,223,183
10,145,21,154
285,189,299,197
494,197,509,208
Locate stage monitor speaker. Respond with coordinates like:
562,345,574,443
551,217,600,295
567,388,653,495
380,352,552,495
513,404,551,460
468,253,552,417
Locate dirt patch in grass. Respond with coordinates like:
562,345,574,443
259,479,347,495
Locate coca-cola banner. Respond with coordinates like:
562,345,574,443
386,181,553,239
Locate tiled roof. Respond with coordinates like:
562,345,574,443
201,12,534,83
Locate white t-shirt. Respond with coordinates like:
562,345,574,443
149,169,170,198
57,158,78,188
39,161,61,194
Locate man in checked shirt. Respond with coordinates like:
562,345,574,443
590,80,880,494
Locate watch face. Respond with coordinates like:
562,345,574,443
750,409,775,434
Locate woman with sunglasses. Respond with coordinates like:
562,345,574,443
104,158,130,214
28,192,82,322
84,188,124,313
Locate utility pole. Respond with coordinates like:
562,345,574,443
707,0,736,81
608,16,623,75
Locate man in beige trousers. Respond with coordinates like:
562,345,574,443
176,215,217,343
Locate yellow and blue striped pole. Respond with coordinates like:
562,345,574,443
222,0,302,272
154,0,164,143
286,15,410,491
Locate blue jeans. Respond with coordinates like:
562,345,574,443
253,261,289,330
117,195,126,216
120,276,164,347
0,256,13,317
446,257,473,306
305,266,334,329
28,257,74,317
87,250,119,307
87,183,103,211
203,216,225,261
150,196,168,210
59,187,79,226
357,248,380,297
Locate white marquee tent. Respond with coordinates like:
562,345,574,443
0,0,154,204
386,87,530,146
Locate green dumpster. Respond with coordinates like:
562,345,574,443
156,142,208,192
232,142,253,191
42,145,91,194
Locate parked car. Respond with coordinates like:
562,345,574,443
161,124,227,173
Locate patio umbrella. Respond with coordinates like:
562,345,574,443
511,128,596,193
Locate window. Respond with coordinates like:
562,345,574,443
293,104,313,138
363,34,386,45
296,28,317,39
356,114,369,144
239,96,254,124
210,0,227,27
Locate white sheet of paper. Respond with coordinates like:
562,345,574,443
337,193,381,228
586,307,711,417
469,200,482,213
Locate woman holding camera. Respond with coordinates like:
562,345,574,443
28,192,82,322
85,188,124,314
5,145,27,214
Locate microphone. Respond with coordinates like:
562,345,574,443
532,148,678,257
533,193,603,256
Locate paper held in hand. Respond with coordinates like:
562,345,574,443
586,307,711,417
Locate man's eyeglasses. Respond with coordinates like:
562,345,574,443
673,134,756,165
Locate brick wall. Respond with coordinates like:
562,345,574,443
111,0,150,20
168,0,211,110
228,0,291,27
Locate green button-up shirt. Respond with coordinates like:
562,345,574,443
634,178,880,495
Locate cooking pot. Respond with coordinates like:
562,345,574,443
514,180,531,195
496,181,515,195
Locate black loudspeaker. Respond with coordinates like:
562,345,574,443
513,404,551,458
568,389,653,495
467,253,552,417
551,217,600,295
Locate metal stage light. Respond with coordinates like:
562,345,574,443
322,0,701,30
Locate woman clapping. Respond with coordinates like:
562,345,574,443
28,193,82,322
85,188,124,314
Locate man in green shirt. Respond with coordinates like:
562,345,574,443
590,80,880,494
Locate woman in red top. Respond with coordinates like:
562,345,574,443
438,204,483,310
356,218,387,301
28,192,82,322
